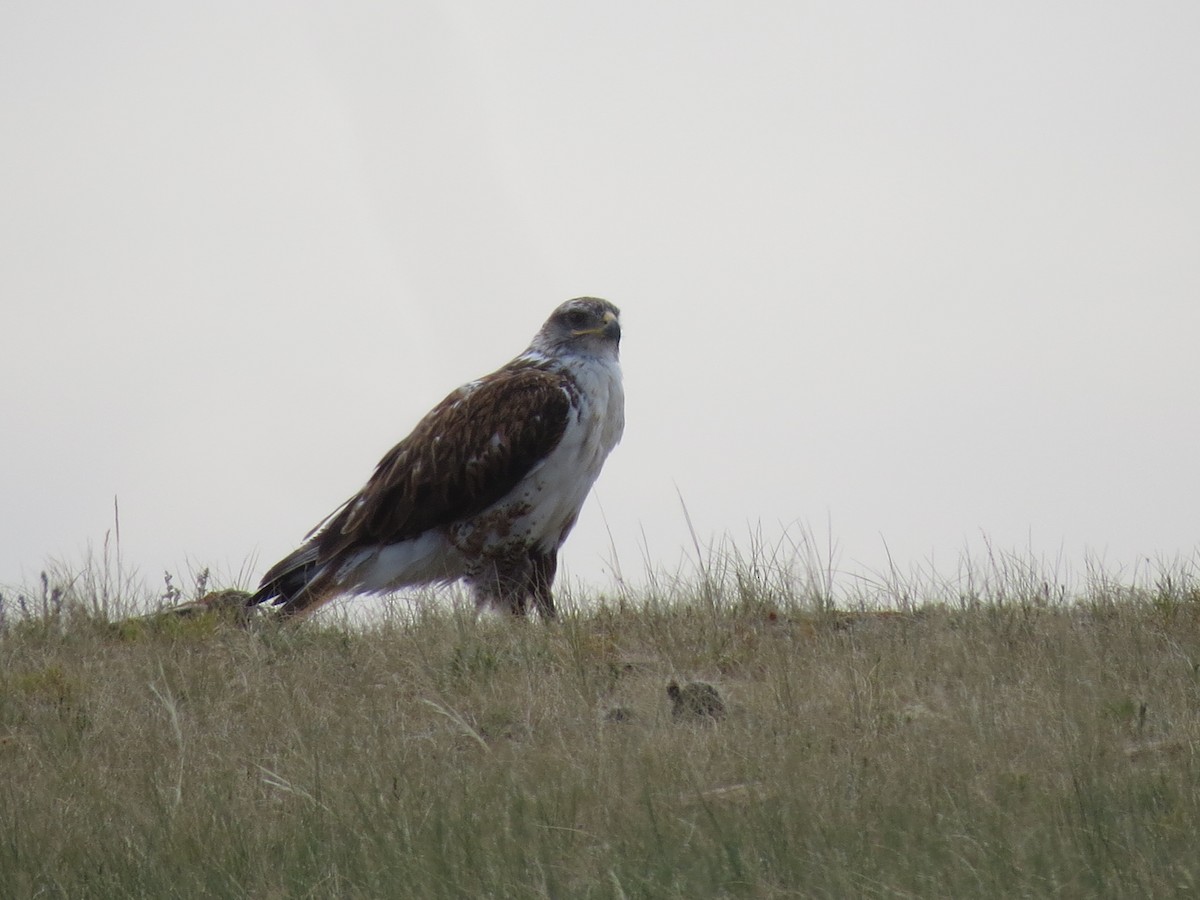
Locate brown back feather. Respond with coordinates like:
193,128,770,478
312,364,572,560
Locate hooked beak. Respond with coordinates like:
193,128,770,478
601,310,621,341
573,310,621,341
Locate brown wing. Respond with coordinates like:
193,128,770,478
311,365,572,560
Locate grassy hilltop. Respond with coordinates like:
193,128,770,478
2,557,1200,898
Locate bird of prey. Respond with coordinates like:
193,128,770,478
248,297,624,620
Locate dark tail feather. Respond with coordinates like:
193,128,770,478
249,544,335,618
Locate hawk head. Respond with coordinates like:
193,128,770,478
531,297,622,359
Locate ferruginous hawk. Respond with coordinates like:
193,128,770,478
248,297,624,619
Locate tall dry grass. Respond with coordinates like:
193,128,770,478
2,547,1199,898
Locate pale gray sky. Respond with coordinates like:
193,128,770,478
3,2,1198,603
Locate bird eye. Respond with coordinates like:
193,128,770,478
565,310,590,329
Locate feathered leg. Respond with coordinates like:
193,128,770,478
470,559,525,616
470,551,557,619
528,549,558,620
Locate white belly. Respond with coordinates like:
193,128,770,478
457,353,624,555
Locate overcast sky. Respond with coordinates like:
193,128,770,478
3,2,1198,607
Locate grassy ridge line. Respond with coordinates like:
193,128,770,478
2,588,1199,898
